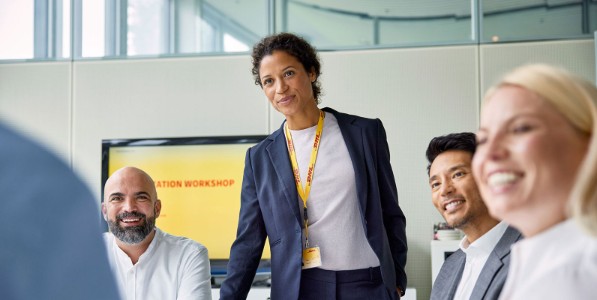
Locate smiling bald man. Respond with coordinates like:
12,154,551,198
102,166,212,300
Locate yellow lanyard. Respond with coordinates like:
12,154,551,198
284,110,324,248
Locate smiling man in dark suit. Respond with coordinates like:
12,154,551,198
426,132,522,300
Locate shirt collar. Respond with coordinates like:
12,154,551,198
136,227,161,264
460,221,508,255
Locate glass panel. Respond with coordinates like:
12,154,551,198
200,0,268,53
0,0,34,59
223,33,251,52
127,0,168,56
81,0,105,57
592,1,597,32
62,0,71,58
378,2,473,46
280,1,375,48
482,0,593,43
78,0,267,58
278,0,474,49
70,0,597,60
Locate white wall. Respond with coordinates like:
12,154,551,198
481,39,596,92
71,55,268,197
0,62,72,162
0,39,594,300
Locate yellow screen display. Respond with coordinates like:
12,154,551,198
106,140,270,260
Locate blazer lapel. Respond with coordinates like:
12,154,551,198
470,226,522,299
447,253,466,298
324,107,368,212
266,125,302,226
433,250,465,300
471,252,504,298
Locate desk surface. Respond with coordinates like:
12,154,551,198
211,287,416,300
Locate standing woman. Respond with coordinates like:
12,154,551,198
472,64,597,299
220,33,407,300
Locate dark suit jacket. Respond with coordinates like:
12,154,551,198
430,226,522,300
220,107,407,300
0,122,120,300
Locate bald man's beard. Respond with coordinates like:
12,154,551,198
107,211,156,244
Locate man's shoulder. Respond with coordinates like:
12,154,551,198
0,123,53,162
437,249,465,277
157,228,208,254
492,226,523,258
501,226,523,242
0,123,89,194
432,250,465,297
443,248,465,266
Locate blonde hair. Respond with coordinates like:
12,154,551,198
484,64,597,236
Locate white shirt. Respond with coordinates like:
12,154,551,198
499,219,597,300
288,112,380,270
104,228,212,300
453,221,509,300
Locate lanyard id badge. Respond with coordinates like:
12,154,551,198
302,246,322,269
285,110,325,269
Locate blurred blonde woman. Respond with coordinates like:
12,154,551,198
472,64,597,299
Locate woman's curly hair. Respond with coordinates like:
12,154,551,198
251,32,322,104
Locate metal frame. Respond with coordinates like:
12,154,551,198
72,0,81,58
104,0,128,57
6,0,597,61
34,0,51,58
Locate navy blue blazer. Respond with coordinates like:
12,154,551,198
220,107,407,300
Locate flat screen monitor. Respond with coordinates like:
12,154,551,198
101,135,271,280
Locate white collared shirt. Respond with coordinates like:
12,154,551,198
104,228,212,300
453,221,509,300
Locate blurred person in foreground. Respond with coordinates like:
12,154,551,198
426,132,521,300
219,32,407,300
102,166,212,300
0,122,119,300
472,64,597,299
